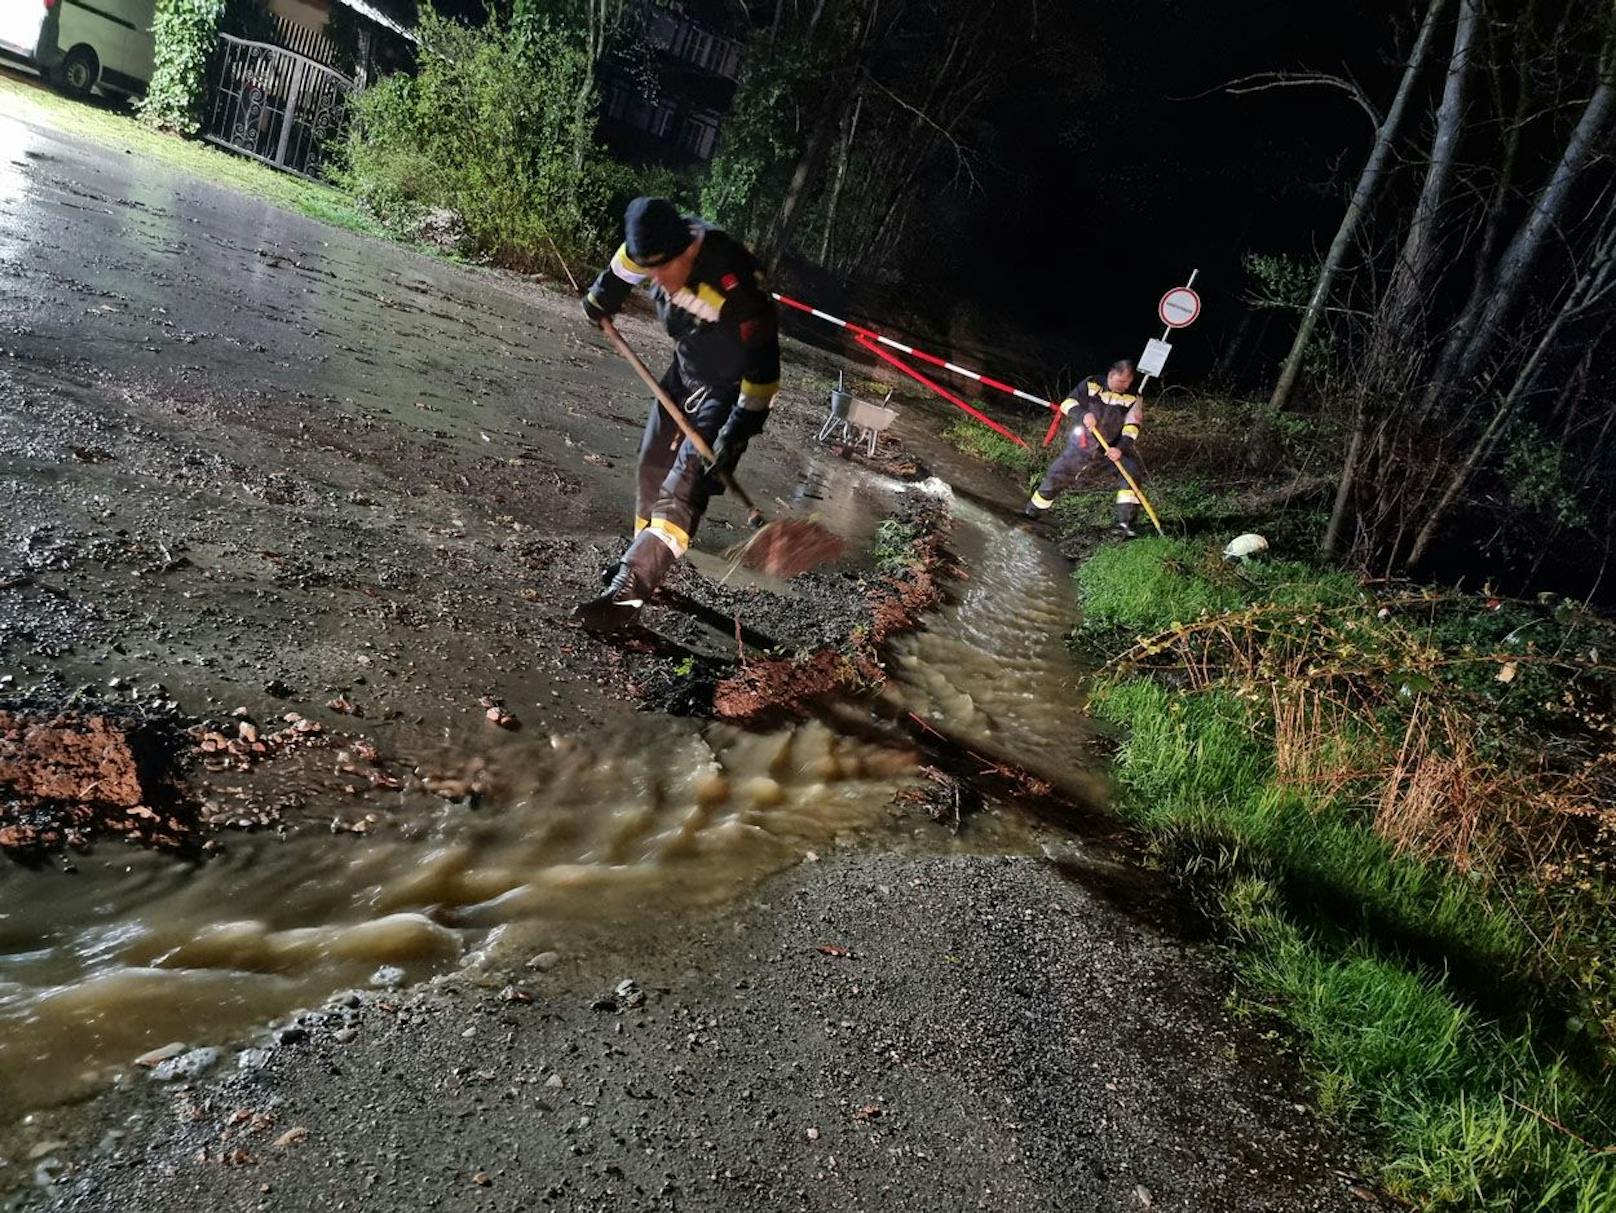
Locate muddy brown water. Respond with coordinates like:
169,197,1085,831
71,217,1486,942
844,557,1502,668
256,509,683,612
0,488,1099,1117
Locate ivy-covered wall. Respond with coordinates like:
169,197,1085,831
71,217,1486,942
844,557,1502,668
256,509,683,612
139,0,227,133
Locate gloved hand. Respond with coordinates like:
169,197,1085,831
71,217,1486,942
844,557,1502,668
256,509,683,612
703,406,767,495
582,294,611,327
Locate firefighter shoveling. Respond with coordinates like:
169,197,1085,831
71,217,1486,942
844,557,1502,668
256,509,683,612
569,196,1180,639
573,199,843,633
597,318,844,586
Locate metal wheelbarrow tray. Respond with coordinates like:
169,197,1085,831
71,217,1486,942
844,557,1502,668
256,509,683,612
816,389,898,458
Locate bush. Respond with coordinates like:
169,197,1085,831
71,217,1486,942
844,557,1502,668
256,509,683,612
344,6,621,272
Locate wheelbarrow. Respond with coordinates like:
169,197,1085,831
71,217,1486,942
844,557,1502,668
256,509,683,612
816,373,898,458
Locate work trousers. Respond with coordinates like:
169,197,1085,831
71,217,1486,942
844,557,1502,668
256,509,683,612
1028,429,1144,525
621,361,739,589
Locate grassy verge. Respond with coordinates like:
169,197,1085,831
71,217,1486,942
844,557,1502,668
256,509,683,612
1077,538,1616,1210
0,71,385,239
942,417,1047,479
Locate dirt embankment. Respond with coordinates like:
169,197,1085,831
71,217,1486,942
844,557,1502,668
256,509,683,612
712,502,957,723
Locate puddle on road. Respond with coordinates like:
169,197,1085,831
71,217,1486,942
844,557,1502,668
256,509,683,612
0,718,973,1113
0,486,1098,1120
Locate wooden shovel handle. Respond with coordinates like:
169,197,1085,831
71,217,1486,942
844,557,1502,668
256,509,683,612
599,318,762,520
1084,420,1165,537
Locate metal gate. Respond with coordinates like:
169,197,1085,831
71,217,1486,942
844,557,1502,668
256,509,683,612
203,34,355,179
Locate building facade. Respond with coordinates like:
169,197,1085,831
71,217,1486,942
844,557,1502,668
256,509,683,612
597,0,745,168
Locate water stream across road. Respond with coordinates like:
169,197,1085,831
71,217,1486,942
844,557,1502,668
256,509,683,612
0,485,1107,1117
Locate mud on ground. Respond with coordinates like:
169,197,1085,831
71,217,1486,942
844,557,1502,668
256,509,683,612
0,114,945,860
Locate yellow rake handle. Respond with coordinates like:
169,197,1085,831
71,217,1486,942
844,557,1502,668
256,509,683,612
1085,421,1165,537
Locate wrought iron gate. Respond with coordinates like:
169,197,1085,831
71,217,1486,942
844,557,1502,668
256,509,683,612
203,35,354,179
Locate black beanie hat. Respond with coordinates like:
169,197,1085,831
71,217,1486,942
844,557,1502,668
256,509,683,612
624,196,694,268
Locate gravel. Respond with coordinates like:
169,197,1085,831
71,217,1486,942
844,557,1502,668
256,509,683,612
38,853,1369,1212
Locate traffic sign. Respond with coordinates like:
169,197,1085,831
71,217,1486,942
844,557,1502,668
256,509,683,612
1158,286,1201,329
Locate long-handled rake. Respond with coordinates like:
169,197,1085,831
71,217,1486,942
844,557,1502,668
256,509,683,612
1084,420,1165,537
599,318,844,578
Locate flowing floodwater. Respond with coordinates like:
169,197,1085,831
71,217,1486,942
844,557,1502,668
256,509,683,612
887,490,1102,799
0,483,1096,1118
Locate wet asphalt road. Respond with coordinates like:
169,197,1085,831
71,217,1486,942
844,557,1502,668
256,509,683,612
0,92,1370,1210
42,854,1365,1213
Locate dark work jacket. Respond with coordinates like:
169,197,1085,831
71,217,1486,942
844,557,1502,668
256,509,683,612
1057,375,1144,455
586,224,781,415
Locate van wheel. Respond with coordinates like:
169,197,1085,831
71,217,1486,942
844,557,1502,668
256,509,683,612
55,47,100,99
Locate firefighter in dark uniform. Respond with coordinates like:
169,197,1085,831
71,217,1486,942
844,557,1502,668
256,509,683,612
1022,359,1146,535
575,197,781,631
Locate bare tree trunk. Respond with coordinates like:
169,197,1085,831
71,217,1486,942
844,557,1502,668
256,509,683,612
1445,64,1616,388
1380,0,1480,341
1267,0,1451,411
1417,33,1529,418
1212,307,1257,385
572,0,626,170
764,97,842,275
1322,397,1369,556
1407,217,1616,566
818,88,863,265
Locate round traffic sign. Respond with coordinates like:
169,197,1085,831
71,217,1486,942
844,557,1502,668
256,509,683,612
1158,286,1201,329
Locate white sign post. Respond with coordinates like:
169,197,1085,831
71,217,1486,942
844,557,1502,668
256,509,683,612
1137,269,1200,399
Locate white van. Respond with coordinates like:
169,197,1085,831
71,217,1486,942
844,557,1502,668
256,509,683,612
0,0,156,99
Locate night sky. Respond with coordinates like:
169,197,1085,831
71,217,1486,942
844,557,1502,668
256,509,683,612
938,0,1398,380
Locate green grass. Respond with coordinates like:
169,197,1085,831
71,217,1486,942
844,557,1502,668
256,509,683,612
941,418,1047,480
1079,542,1616,1210
0,72,386,239
1075,536,1360,638
1233,893,1616,1211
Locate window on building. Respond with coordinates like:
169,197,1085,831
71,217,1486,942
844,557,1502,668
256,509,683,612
678,110,721,160
603,79,632,121
650,100,678,138
685,29,713,71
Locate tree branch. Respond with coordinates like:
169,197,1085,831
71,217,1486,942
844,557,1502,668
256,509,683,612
1174,71,1383,131
860,67,983,189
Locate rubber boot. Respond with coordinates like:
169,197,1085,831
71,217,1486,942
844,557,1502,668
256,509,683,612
1113,501,1140,539
575,533,676,634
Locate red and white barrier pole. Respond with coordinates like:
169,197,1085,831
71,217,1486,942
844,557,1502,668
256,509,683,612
772,292,1056,445
855,334,1028,447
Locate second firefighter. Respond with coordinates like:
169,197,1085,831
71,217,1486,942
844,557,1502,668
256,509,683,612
1023,359,1147,536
